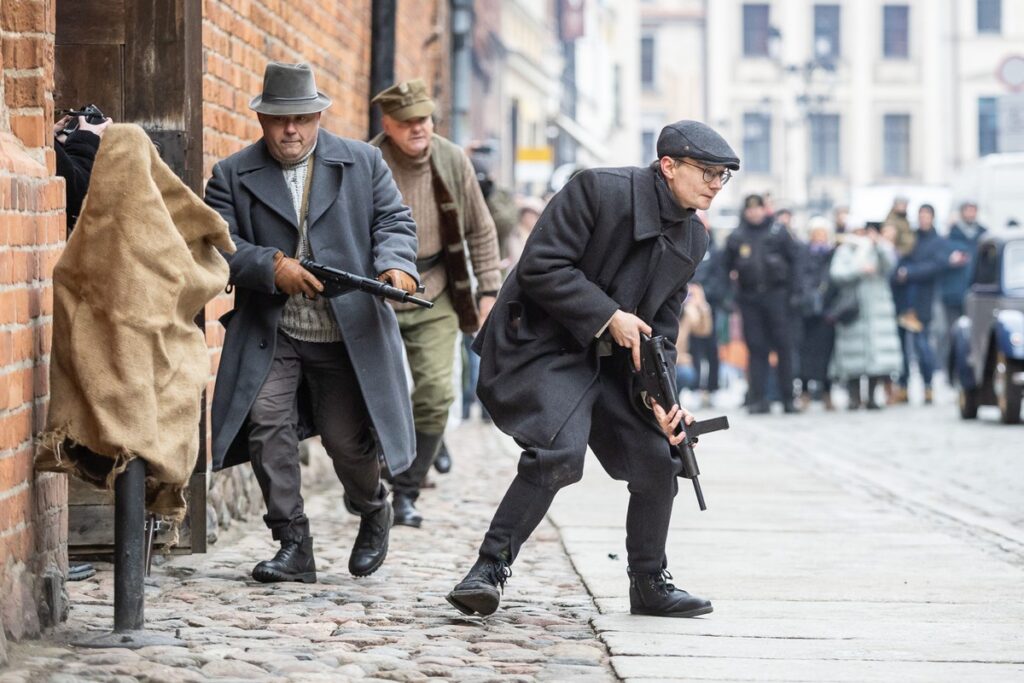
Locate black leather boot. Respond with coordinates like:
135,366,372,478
349,499,393,577
433,440,452,474
390,431,443,526
628,569,712,618
847,379,862,410
446,556,512,617
252,537,316,584
866,377,883,410
392,491,423,528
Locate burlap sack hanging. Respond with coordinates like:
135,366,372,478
36,124,236,521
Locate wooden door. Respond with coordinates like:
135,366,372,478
55,0,207,554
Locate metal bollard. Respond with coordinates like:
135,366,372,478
76,457,184,649
113,457,146,631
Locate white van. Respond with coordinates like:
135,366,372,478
951,153,1024,230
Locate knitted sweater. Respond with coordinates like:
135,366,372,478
379,138,502,311
278,145,342,342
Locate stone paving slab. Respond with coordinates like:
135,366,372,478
610,655,1024,682
2,423,616,683
540,406,1024,683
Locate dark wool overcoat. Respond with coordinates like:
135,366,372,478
205,130,419,473
473,165,708,448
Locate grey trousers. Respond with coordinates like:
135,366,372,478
249,331,385,542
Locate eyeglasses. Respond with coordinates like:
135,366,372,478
676,159,732,186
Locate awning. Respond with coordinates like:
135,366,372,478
553,113,609,162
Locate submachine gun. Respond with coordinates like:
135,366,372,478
301,259,434,309
637,334,729,511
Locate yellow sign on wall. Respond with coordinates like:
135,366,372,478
516,147,553,162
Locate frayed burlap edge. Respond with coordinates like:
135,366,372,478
35,427,187,546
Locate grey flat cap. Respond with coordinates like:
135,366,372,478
658,120,740,170
250,62,332,116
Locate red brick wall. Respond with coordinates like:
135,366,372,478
395,0,450,134
0,0,69,643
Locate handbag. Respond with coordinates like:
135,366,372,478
823,284,859,326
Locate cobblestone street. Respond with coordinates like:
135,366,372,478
1,423,615,683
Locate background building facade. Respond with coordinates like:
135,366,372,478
639,0,707,164
705,0,1024,227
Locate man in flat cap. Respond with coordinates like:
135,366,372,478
370,79,502,528
205,62,419,583
447,120,739,618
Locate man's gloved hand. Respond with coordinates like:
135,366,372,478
274,252,323,298
378,269,417,294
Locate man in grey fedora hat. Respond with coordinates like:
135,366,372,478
447,120,740,619
205,62,420,583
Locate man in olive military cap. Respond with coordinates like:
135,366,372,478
370,79,503,528
447,120,739,619
206,62,419,584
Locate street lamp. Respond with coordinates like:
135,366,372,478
767,25,838,217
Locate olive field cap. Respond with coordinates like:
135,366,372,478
657,120,740,170
372,79,436,121
249,62,332,115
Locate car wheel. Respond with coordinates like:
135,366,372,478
994,352,1022,425
958,386,979,420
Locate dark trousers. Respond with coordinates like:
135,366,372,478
739,290,795,406
689,334,720,392
249,331,384,542
798,314,835,395
899,328,936,388
461,333,489,420
479,356,681,574
940,301,964,368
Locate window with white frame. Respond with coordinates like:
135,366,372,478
882,5,909,59
743,112,771,174
978,97,998,156
977,0,1001,34
743,4,771,57
642,130,656,163
641,35,656,88
883,114,910,177
814,5,841,60
809,114,840,176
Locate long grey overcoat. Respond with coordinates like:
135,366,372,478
205,130,418,473
473,165,707,448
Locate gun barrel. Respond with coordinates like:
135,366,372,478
692,478,706,511
301,259,434,309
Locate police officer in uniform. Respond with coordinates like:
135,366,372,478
724,194,803,414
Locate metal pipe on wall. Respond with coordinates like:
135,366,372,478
369,0,397,138
450,0,474,145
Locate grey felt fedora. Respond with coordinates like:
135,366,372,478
249,62,332,116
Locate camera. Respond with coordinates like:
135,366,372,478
60,104,106,136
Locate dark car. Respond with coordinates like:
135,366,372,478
950,234,1024,423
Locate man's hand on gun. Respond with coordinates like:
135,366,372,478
608,310,652,371
651,400,695,446
377,268,417,294
273,252,323,298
